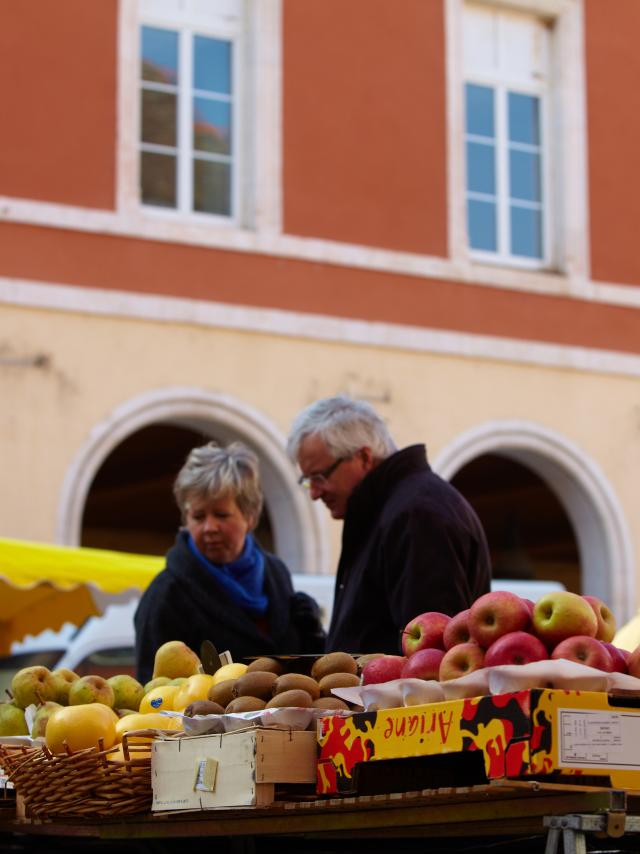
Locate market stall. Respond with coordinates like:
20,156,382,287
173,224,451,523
0,537,162,653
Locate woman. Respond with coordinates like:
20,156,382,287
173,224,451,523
134,441,325,683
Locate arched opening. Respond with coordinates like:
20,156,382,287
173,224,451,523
433,420,635,623
58,387,328,576
80,423,274,556
451,453,581,593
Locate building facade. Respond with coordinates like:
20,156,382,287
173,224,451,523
1,0,639,623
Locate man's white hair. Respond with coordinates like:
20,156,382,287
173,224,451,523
287,395,397,461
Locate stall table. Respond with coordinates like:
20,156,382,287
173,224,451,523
2,781,640,852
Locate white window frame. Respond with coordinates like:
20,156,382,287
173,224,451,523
446,0,589,282
138,0,244,224
464,10,551,267
117,0,282,236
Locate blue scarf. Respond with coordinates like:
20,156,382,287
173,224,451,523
186,531,268,615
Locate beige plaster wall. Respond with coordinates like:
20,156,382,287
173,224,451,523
2,303,639,610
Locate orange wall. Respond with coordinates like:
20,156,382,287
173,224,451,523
585,0,640,285
2,222,640,356
0,0,117,209
283,0,447,256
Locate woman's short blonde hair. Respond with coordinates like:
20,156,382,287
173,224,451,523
173,441,264,524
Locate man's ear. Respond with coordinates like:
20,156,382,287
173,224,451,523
359,446,376,472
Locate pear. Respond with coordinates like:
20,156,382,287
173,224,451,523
11,666,57,709
49,668,80,705
116,708,138,718
30,701,63,738
107,675,144,711
143,676,171,694
68,675,115,708
152,641,201,680
0,702,29,736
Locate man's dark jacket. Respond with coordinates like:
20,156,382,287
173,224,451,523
326,444,491,654
135,532,325,683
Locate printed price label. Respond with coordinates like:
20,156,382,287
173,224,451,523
558,708,640,769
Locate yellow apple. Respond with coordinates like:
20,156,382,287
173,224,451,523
0,702,29,736
49,668,79,705
11,666,57,709
68,675,115,708
107,674,144,711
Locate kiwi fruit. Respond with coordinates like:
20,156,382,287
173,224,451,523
208,678,237,708
272,672,321,700
317,671,361,697
312,696,350,711
246,657,285,675
311,651,358,681
265,689,313,709
232,671,278,700
184,700,225,717
225,696,267,713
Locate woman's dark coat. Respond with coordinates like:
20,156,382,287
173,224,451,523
134,532,325,683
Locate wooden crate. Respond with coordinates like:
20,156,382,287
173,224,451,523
152,727,317,812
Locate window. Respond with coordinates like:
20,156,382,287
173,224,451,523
139,0,243,220
463,4,550,266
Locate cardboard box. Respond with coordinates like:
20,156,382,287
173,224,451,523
152,727,317,811
317,688,640,795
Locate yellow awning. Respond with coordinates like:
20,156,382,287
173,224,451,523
0,538,164,654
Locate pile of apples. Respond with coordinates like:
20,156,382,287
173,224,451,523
361,590,637,685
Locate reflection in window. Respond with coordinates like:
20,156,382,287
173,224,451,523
139,25,234,217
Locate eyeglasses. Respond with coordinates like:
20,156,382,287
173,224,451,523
298,457,349,489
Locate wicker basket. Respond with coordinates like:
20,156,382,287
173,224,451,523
3,729,174,820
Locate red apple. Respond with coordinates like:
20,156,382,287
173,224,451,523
400,648,445,681
522,598,536,616
532,591,598,648
443,609,472,650
401,612,451,656
601,642,629,674
484,631,548,668
582,595,617,643
361,654,407,685
438,642,485,682
626,646,640,679
468,591,530,649
551,635,614,672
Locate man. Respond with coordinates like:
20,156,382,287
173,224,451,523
287,396,491,654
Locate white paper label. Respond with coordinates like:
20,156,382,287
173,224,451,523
558,708,640,769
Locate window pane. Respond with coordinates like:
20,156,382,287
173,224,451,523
508,92,539,145
510,149,541,202
194,36,231,95
141,27,178,85
468,198,497,251
465,84,494,137
194,159,231,215
510,206,543,258
193,98,231,155
141,90,177,146
141,151,176,208
466,141,495,195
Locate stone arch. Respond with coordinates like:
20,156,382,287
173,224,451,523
432,419,635,623
56,386,329,576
